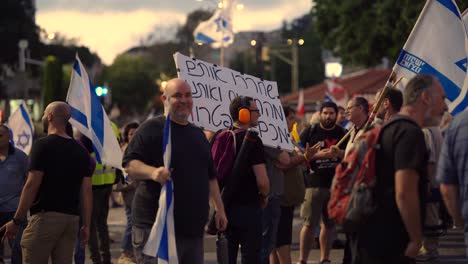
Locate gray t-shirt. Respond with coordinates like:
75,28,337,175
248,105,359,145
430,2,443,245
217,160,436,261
264,147,284,196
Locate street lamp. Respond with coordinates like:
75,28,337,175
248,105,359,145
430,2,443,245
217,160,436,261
325,62,343,78
47,33,56,41
250,40,257,47
298,39,305,46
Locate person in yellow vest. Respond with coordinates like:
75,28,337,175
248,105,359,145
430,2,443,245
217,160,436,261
87,121,120,264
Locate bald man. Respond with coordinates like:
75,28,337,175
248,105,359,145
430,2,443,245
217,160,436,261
0,102,93,264
124,79,227,264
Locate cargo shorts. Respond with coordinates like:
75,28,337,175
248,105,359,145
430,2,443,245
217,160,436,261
300,187,334,228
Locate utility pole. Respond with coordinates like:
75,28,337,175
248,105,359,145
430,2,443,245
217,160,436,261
267,38,303,92
291,40,299,93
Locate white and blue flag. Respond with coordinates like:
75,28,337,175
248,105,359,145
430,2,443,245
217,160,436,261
66,55,123,169
393,0,468,114
143,111,178,264
194,0,234,46
450,9,468,114
7,101,34,154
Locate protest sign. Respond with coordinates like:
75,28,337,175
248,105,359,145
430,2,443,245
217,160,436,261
174,52,294,151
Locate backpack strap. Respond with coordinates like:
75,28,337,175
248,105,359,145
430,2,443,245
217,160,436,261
227,130,237,154
383,115,419,129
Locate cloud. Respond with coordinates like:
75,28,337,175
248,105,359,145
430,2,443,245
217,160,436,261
234,0,311,31
37,0,287,13
36,0,312,64
36,9,185,64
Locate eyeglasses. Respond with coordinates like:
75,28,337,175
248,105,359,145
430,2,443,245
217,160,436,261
346,105,356,111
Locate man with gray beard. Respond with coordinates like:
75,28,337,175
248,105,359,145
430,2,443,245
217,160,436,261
354,74,447,264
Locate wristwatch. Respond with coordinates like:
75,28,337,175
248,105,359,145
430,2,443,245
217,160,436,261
12,217,24,226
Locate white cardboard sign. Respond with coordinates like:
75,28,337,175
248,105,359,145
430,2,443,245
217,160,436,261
174,52,294,151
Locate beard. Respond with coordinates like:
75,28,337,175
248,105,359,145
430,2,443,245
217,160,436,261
171,109,190,124
321,118,336,129
423,106,443,127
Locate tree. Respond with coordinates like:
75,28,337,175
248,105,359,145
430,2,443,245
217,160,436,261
42,56,64,109
313,0,468,67
40,43,100,68
176,9,214,48
105,54,158,114
0,0,40,76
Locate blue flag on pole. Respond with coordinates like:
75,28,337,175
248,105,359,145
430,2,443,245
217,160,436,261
450,9,468,114
393,0,468,115
66,55,123,168
7,101,34,154
194,0,234,47
143,113,178,264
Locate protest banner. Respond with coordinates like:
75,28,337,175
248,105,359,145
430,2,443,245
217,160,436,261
174,52,294,151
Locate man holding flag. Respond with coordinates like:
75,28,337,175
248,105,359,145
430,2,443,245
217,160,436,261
123,78,227,264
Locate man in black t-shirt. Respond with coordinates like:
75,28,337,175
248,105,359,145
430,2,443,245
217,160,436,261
123,78,227,264
297,101,347,264
0,102,92,264
355,74,448,264
215,96,269,264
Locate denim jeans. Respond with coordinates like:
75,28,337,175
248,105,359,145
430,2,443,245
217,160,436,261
0,211,26,264
74,216,85,264
225,205,263,264
121,203,133,252
260,195,281,264
132,225,157,264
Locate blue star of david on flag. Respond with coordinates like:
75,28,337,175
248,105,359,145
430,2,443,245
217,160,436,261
7,101,34,154
455,57,467,73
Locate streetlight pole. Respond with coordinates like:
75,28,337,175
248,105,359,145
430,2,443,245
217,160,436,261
291,39,299,93
267,38,303,92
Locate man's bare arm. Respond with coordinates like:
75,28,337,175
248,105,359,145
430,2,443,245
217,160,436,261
252,163,270,196
14,170,43,220
395,169,422,245
80,177,93,228
125,160,170,184
440,183,464,227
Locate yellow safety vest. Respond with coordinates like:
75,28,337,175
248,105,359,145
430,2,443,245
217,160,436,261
91,153,116,186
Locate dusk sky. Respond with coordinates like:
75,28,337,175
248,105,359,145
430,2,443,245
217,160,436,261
36,0,312,64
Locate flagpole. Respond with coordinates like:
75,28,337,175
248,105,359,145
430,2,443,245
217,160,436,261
220,40,225,67
220,0,226,67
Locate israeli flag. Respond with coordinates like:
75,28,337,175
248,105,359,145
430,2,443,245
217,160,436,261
143,113,178,264
464,8,468,28
7,101,34,154
393,0,468,114
66,55,123,169
194,0,234,46
450,9,468,114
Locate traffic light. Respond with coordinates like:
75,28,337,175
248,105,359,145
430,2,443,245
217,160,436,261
95,86,108,97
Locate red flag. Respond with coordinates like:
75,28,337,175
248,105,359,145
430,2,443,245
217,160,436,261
297,89,305,117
